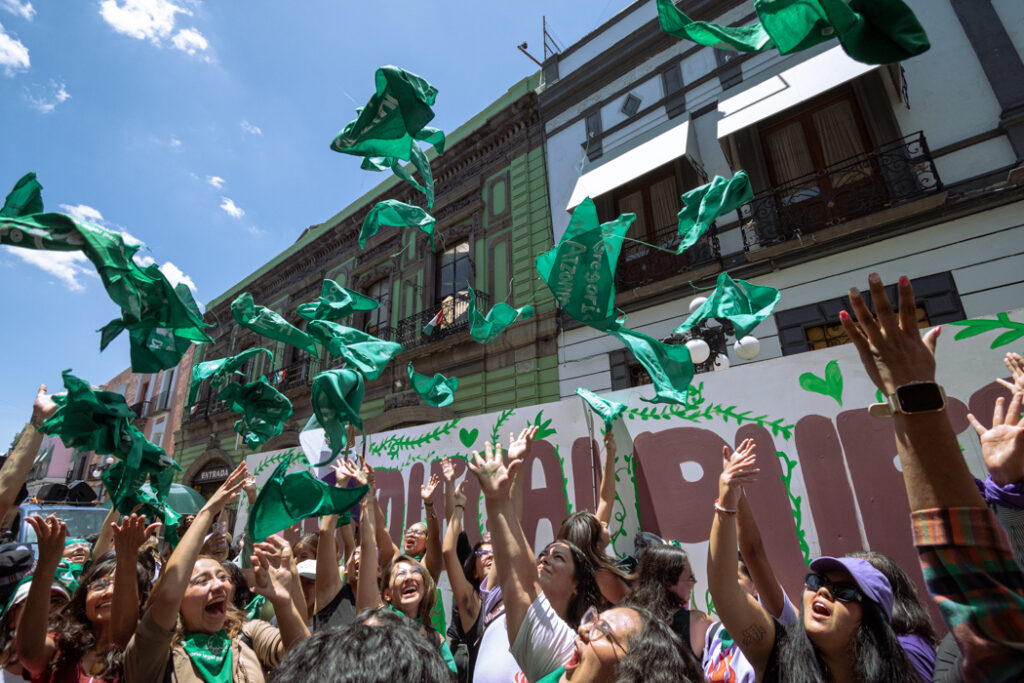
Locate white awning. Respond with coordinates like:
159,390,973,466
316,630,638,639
566,118,695,211
717,46,878,139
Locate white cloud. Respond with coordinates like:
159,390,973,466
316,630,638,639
2,246,96,291
243,225,265,236
99,0,187,43
58,203,103,224
206,175,224,189
240,120,262,136
169,136,182,147
171,27,206,55
24,79,70,113
159,260,196,292
1,1,34,21
219,197,244,219
0,21,28,75
133,253,155,267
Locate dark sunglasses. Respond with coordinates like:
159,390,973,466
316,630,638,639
804,573,863,603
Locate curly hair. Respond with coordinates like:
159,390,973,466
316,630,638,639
612,606,704,683
626,544,689,623
539,541,602,629
847,550,938,646
48,551,151,680
382,555,437,632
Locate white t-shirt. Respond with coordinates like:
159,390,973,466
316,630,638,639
472,612,528,683
510,594,576,683
702,590,798,683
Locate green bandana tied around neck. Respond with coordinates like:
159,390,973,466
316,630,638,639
231,292,319,359
297,279,379,323
247,452,369,542
535,198,633,332
468,286,534,345
307,321,403,380
575,388,626,428
360,199,436,251
218,377,294,449
182,631,233,683
676,272,781,339
656,0,929,65
188,348,274,406
53,562,83,595
607,328,695,405
310,369,365,459
675,172,753,255
407,363,459,408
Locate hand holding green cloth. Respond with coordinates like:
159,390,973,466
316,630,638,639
247,452,369,542
656,0,929,65
188,348,274,406
331,66,438,161
297,279,379,323
535,198,633,332
407,363,458,408
360,200,436,251
218,377,294,449
675,172,753,255
575,388,627,428
607,328,695,405
311,369,365,458
676,271,781,338
468,286,534,345
231,292,319,359
1,172,44,218
307,321,403,381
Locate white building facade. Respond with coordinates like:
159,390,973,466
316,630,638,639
539,0,1024,397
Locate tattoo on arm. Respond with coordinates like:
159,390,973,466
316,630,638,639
740,622,767,648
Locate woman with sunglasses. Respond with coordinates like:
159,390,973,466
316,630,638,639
469,428,699,683
708,440,919,683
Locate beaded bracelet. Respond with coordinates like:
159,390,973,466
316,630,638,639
714,498,738,515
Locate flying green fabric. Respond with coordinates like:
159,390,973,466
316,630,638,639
247,452,369,542
575,388,627,428
311,369,365,459
188,348,274,406
297,279,379,323
407,363,458,408
656,0,929,65
360,200,436,251
218,377,294,449
0,172,44,218
102,459,183,546
535,198,633,332
307,321,403,381
361,131,441,210
331,66,438,160
675,172,753,254
676,272,781,339
608,328,695,405
231,292,319,359
468,286,534,345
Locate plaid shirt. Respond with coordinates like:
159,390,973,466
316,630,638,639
913,507,1024,683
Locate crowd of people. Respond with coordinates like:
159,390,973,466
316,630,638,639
0,275,1022,682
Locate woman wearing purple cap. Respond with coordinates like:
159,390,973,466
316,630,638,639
708,439,919,683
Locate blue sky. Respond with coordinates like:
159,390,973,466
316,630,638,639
0,0,619,447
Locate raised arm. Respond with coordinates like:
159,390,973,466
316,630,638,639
90,505,121,561
707,440,776,674
441,457,456,522
316,457,367,612
0,387,57,521
467,427,540,642
444,480,482,631
256,535,307,625
736,492,785,619
251,545,310,655
147,463,247,631
421,473,442,582
372,484,400,571
15,515,64,675
110,514,156,648
356,486,385,613
594,431,617,526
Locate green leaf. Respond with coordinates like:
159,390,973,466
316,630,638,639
991,328,1024,349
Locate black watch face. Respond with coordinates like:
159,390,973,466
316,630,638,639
895,383,944,412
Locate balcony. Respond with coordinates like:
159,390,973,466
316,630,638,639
130,400,151,420
379,290,490,351
739,131,943,252
615,221,720,292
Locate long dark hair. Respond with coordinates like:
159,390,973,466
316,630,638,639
626,544,689,622
612,606,703,683
49,551,151,680
557,511,631,582
776,596,919,683
848,551,938,646
540,540,601,628
460,540,490,590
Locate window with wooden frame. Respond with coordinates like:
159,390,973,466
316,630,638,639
435,239,470,327
364,279,391,337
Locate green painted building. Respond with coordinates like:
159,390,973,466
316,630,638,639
175,74,559,489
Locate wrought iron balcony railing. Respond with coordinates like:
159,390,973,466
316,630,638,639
615,221,720,292
379,290,489,351
738,131,942,251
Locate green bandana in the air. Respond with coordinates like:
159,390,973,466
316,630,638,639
310,368,365,458
181,630,233,683
468,286,534,345
188,348,274,406
218,377,294,449
360,199,436,251
607,328,695,405
675,172,752,255
575,388,626,428
307,321,403,380
297,279,380,323
676,272,781,339
407,363,458,408
231,292,319,359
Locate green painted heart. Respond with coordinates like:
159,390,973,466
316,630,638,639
459,427,478,448
798,360,843,406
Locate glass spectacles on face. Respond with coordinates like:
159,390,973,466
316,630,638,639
475,548,493,559
804,572,863,603
579,606,626,656
405,527,427,538
87,578,114,594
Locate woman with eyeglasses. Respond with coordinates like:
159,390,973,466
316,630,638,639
469,428,700,683
708,440,919,683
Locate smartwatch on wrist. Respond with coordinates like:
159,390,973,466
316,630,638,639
869,382,947,418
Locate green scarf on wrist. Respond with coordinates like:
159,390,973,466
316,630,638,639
181,630,233,683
